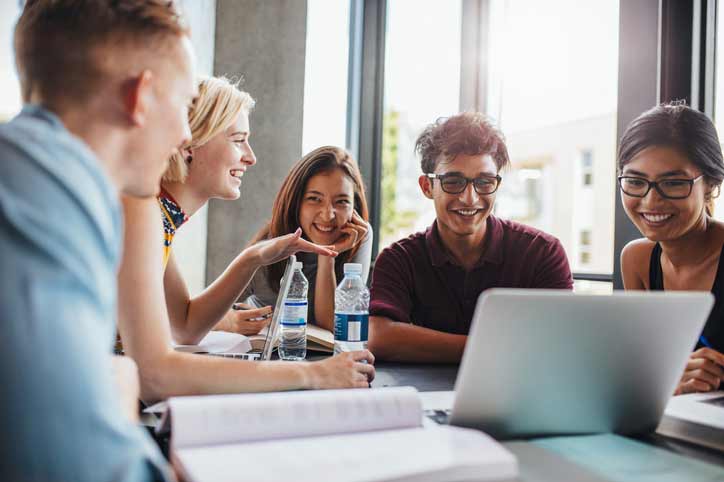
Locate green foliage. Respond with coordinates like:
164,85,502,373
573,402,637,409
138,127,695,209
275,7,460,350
381,110,417,243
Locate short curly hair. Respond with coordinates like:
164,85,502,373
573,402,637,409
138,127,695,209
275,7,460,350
414,112,510,173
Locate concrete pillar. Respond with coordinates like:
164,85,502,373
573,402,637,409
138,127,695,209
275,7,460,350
207,0,308,283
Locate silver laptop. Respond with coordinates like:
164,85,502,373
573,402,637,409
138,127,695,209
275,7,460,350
448,289,714,439
208,255,296,361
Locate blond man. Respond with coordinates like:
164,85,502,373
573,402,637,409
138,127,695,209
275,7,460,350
0,1,197,480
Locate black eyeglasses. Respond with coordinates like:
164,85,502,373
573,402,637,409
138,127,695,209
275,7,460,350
617,175,704,200
426,173,502,195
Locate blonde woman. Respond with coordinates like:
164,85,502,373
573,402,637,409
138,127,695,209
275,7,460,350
118,77,374,401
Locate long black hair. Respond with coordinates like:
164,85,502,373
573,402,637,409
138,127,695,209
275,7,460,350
618,102,724,215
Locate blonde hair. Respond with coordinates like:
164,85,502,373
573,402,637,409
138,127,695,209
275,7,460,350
164,76,255,182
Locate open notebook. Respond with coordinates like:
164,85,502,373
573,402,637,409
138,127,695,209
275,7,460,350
657,391,724,452
173,331,253,355
163,387,517,482
173,320,334,357
248,323,334,353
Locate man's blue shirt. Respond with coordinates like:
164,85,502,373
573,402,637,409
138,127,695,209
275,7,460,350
0,105,170,481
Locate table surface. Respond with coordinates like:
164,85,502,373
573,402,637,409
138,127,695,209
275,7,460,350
370,360,724,481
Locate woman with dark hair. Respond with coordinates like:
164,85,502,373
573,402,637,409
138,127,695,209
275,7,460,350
243,146,372,332
619,102,724,394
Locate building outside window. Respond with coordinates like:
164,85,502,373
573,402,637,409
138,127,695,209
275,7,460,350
379,0,463,250
486,0,619,280
581,149,594,186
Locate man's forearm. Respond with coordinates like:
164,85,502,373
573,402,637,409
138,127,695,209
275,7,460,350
368,316,467,363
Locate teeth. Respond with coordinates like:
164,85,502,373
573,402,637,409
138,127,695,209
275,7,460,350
642,213,672,223
230,170,244,178
455,209,479,216
315,224,334,232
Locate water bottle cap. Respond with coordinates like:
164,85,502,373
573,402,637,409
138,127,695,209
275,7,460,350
343,263,362,274
293,261,303,270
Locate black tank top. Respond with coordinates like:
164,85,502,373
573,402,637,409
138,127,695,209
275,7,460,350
649,243,724,351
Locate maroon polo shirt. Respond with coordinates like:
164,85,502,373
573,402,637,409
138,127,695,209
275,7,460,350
369,215,573,334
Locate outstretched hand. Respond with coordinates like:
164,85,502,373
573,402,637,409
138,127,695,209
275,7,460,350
249,228,337,267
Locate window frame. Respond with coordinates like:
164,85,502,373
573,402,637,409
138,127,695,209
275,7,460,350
346,0,706,288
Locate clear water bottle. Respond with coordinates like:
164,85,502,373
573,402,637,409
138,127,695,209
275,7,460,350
334,263,369,355
279,261,307,360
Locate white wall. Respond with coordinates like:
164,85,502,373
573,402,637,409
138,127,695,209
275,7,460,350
172,0,216,295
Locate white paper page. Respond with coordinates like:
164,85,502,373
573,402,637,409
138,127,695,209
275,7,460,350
174,426,518,482
173,331,251,354
661,391,724,429
419,391,455,411
170,386,422,449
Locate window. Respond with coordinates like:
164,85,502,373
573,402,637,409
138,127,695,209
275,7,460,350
379,0,463,250
0,2,21,121
713,3,724,221
579,229,592,265
302,0,351,155
487,0,619,276
581,150,594,186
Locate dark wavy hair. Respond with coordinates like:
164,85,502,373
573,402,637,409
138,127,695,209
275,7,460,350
618,102,724,215
415,111,510,173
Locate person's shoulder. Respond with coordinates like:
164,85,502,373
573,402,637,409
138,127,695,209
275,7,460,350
0,109,121,260
620,238,655,286
621,237,656,263
377,228,427,258
497,217,562,248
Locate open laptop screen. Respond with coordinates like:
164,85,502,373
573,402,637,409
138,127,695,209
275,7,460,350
259,255,296,361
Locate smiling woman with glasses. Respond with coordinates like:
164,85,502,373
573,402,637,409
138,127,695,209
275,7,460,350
618,102,724,395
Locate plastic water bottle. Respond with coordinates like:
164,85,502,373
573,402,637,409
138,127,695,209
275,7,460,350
334,263,369,355
279,262,307,360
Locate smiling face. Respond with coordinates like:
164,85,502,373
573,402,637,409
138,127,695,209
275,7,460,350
420,153,498,240
185,111,256,201
621,146,709,242
298,168,355,245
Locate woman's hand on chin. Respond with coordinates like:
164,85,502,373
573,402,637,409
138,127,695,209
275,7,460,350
332,211,368,254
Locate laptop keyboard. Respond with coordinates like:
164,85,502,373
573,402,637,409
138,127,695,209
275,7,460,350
424,409,451,425
205,352,261,360
702,396,724,407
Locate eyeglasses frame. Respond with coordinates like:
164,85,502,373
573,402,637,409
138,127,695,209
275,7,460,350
426,172,503,195
617,174,704,200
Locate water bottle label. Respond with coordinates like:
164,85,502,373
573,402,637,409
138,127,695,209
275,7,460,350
282,301,307,326
334,313,368,342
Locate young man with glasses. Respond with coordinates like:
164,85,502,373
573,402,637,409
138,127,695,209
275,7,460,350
368,112,573,362
619,103,724,395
